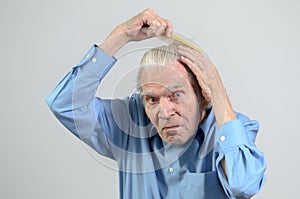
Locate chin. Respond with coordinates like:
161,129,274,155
159,131,190,146
166,137,186,146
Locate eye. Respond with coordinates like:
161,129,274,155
144,96,159,105
168,91,184,102
172,91,184,100
174,91,182,98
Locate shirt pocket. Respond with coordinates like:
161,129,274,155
180,171,228,199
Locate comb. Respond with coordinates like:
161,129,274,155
159,33,203,53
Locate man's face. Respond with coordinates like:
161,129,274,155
140,61,201,145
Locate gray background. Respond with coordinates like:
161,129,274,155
1,0,299,198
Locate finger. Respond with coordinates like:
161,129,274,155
156,17,173,37
142,22,164,37
140,9,172,37
178,46,209,71
178,45,213,68
153,18,168,36
153,26,166,37
180,56,204,87
148,15,171,37
141,9,162,27
178,46,200,61
139,20,158,36
163,19,173,37
148,19,162,36
180,55,211,102
139,14,162,36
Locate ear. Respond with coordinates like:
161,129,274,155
198,99,211,124
200,99,211,110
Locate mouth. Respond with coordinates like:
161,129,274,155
162,125,181,132
159,125,183,144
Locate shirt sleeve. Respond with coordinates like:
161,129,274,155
215,113,266,199
46,45,118,159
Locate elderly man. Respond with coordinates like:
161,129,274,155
46,9,266,199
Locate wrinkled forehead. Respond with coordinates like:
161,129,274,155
140,61,190,91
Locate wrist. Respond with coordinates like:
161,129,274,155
211,92,236,125
98,26,129,56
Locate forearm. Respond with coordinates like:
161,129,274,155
213,95,235,178
98,25,128,56
212,98,236,126
46,46,116,133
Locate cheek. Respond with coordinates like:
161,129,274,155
183,101,201,124
145,106,158,126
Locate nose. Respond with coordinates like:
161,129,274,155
158,97,175,119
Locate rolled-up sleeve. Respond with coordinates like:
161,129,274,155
216,115,266,198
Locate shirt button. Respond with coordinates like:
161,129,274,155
220,136,226,142
92,58,97,63
168,167,174,173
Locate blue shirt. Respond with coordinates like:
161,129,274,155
46,45,266,199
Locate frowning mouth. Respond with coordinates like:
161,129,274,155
162,125,181,132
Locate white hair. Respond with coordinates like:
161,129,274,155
137,44,203,102
137,44,179,90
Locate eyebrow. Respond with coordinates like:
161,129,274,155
140,91,155,96
168,83,185,91
140,83,185,96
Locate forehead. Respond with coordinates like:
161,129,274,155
140,61,191,91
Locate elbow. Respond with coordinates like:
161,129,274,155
46,95,56,113
229,167,266,199
225,144,267,198
46,95,61,116
231,177,266,198
45,94,80,137
45,94,72,117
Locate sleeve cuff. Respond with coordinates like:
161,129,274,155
78,44,117,79
218,119,251,152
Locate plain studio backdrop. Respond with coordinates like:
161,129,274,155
1,0,299,198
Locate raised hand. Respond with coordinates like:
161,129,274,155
99,9,173,56
122,8,173,42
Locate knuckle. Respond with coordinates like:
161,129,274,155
152,20,158,25
144,8,155,15
141,10,150,18
165,20,172,28
160,21,166,27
